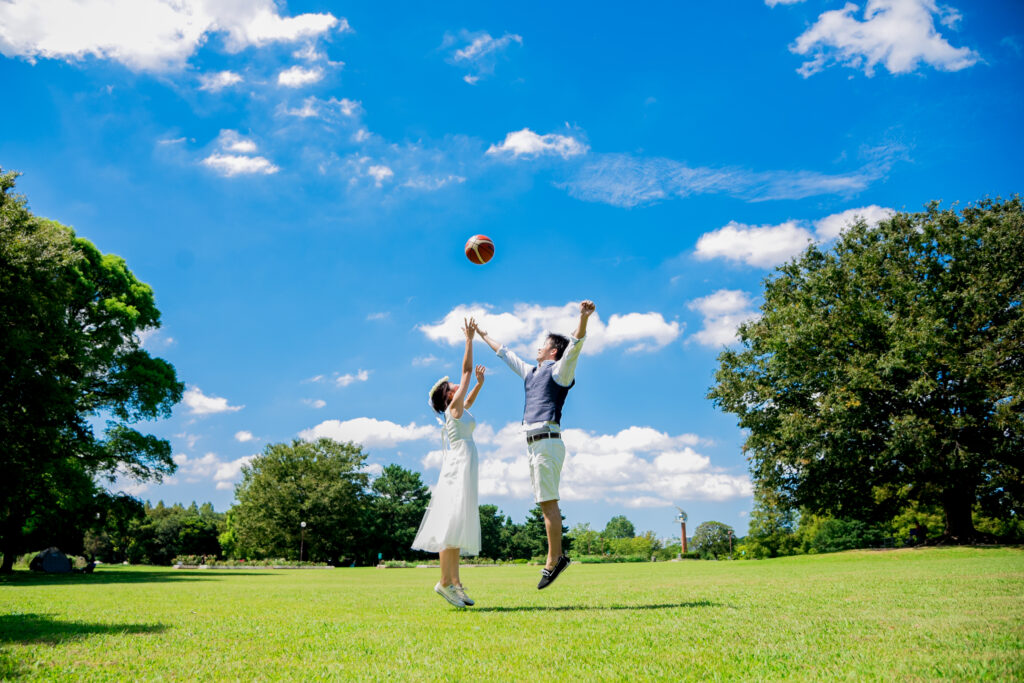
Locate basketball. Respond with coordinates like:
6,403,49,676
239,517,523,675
465,234,494,265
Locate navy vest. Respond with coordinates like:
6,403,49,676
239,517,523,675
523,362,574,424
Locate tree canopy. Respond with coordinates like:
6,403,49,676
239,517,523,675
0,169,183,572
229,438,371,564
692,521,734,559
710,198,1023,541
603,515,636,539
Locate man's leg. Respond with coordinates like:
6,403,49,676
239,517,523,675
540,499,562,570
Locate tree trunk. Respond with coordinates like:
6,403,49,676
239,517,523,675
0,514,24,573
941,486,976,542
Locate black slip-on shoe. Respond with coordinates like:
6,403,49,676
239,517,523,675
537,555,571,590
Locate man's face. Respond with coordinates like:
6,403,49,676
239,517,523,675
536,339,556,364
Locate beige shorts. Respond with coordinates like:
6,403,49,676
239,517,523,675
528,437,565,503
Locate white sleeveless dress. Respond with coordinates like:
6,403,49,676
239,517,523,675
411,408,481,556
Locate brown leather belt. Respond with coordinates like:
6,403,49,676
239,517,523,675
526,432,561,444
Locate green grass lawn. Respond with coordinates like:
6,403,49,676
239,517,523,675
1,547,1022,680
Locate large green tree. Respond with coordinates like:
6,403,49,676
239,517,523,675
229,438,370,564
710,199,1023,541
603,515,636,539
368,464,429,562
0,169,182,572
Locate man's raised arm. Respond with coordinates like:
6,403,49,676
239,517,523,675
474,323,530,380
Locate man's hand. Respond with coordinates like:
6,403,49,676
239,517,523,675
574,300,595,339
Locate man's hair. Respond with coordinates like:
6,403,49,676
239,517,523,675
546,333,570,360
430,381,450,413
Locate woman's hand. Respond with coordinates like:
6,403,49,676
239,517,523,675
463,317,476,340
474,364,486,383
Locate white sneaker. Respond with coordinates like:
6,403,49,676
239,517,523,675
434,582,466,608
453,584,475,606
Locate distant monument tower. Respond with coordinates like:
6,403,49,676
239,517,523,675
675,506,688,555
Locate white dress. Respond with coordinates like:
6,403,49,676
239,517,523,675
411,408,481,556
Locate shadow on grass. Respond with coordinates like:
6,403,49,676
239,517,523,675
0,569,270,587
472,600,724,613
0,614,168,679
0,613,167,645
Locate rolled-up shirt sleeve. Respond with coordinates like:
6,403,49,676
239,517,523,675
496,345,532,380
552,335,584,386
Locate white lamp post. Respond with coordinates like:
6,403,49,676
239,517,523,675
300,521,306,563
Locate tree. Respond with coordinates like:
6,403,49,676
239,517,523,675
710,199,1024,542
567,522,602,555
369,465,429,562
603,515,635,539
478,504,507,560
691,521,734,559
0,169,183,572
229,439,370,564
125,501,225,565
745,489,800,559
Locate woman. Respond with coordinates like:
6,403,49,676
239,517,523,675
413,318,484,608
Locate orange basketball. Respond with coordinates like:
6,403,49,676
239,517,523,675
465,234,494,265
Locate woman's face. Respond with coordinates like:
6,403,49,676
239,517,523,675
446,384,459,402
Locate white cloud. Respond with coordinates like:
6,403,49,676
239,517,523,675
448,30,522,83
695,220,815,268
234,430,255,443
277,65,324,87
213,455,256,490
182,386,243,415
791,0,979,77
412,355,440,367
201,153,279,177
366,312,390,321
170,451,255,489
216,130,257,154
694,205,896,268
687,290,761,348
0,0,345,72
487,128,589,160
299,417,435,448
421,421,750,504
302,398,327,409
198,70,242,92
813,204,895,239
336,370,370,387
175,432,201,449
201,130,279,177
367,165,394,187
419,302,681,356
766,0,807,5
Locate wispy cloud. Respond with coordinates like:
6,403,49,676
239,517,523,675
234,431,255,442
560,152,890,208
0,0,345,72
791,0,979,77
336,369,370,387
446,30,522,83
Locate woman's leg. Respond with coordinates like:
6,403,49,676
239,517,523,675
439,547,460,586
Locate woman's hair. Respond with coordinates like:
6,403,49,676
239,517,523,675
429,381,450,414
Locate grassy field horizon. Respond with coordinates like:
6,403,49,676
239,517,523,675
2,546,1022,680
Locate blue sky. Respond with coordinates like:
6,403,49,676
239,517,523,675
2,0,1022,542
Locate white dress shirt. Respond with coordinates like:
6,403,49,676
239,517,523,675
496,335,585,430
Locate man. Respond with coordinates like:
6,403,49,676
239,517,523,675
475,300,595,589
